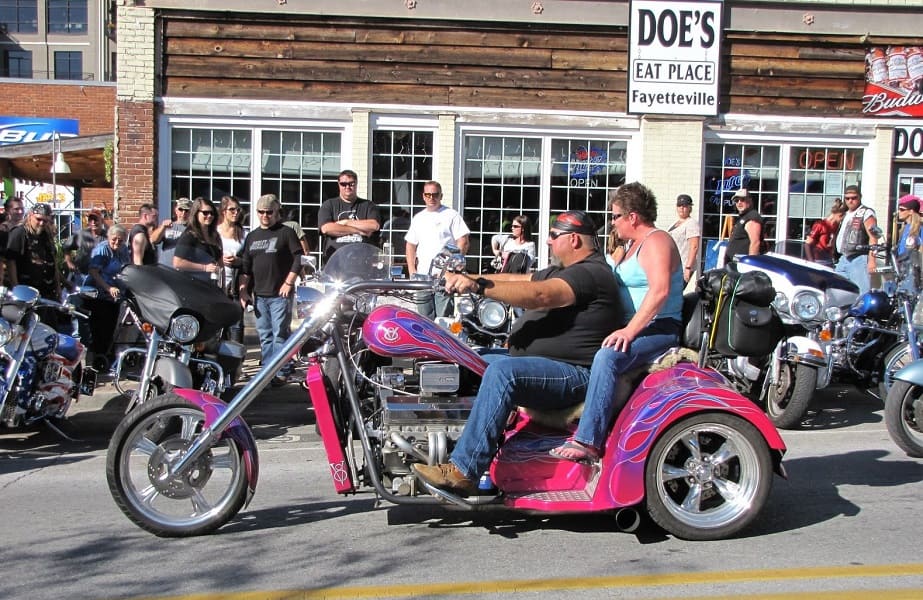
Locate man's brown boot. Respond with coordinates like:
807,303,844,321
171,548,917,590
411,463,477,495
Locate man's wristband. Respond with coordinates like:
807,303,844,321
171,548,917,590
475,277,491,295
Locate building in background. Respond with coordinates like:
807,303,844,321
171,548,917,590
0,1,116,232
109,1,921,271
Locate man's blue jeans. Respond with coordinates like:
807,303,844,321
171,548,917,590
449,354,591,480
254,295,293,374
836,254,871,295
573,319,681,451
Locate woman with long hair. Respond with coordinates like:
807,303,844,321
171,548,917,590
805,198,847,267
173,196,223,284
895,194,923,292
218,195,248,343
493,214,536,273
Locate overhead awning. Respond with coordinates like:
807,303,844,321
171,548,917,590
0,133,113,188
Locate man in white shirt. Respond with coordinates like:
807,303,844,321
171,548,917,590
404,180,470,317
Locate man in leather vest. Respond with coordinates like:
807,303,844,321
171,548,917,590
835,185,879,294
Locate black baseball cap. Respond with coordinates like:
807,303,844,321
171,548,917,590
551,210,597,235
676,194,693,207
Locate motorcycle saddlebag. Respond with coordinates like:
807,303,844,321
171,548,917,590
712,299,784,357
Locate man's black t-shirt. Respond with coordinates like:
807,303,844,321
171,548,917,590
508,252,624,366
130,223,157,265
317,196,381,260
240,223,303,297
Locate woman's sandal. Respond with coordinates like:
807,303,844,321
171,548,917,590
549,440,599,465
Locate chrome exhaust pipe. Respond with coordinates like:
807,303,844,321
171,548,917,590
615,507,641,533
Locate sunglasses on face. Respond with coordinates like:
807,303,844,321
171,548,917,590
257,209,275,215
548,230,573,240
200,211,216,217
338,181,357,187
177,208,190,212
226,207,240,213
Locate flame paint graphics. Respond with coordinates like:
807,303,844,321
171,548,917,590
362,306,487,375
613,366,760,467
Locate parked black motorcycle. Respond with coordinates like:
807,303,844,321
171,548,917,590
112,265,246,411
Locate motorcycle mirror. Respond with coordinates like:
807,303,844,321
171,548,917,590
300,255,317,273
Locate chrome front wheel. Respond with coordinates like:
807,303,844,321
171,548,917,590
106,393,248,537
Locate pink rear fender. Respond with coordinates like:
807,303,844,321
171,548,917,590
602,364,786,507
362,305,487,376
172,388,260,505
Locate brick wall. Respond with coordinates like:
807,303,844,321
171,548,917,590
0,81,116,210
115,100,156,219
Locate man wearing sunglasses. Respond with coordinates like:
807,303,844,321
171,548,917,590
835,184,879,295
5,203,61,301
412,210,623,495
158,197,191,267
237,194,303,387
723,188,764,265
318,169,381,261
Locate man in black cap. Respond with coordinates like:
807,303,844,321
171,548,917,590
412,209,623,495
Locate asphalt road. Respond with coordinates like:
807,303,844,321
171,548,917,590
2,376,923,600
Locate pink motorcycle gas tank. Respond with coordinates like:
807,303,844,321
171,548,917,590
362,305,487,376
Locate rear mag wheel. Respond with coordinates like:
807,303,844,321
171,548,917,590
644,413,773,541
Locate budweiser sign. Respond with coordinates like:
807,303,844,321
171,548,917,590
862,46,923,117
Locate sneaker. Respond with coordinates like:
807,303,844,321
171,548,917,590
411,463,477,495
270,375,287,388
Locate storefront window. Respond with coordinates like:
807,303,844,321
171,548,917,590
787,146,863,255
703,143,780,247
261,130,342,254
462,135,626,272
371,130,434,263
171,127,254,218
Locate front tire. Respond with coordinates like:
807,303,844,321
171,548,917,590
644,413,773,541
106,393,249,537
884,380,923,458
879,342,915,400
761,361,817,430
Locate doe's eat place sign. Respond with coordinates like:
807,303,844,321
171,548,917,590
628,0,722,116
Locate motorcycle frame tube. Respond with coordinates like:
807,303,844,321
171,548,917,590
306,356,354,493
135,329,163,407
171,387,260,508
321,324,451,505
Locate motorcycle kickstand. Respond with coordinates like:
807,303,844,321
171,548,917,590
43,418,82,442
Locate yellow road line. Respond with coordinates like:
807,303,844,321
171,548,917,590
129,563,923,600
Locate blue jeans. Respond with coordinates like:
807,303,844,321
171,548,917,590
449,354,591,480
836,254,871,295
573,319,681,450
254,295,293,374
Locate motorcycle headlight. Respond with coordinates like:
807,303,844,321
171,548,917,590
478,299,508,330
772,291,789,315
0,318,12,347
825,306,847,321
791,291,823,321
169,314,200,343
456,296,476,317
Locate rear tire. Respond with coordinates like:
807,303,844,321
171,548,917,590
644,413,773,541
761,361,816,430
884,380,923,458
106,393,249,537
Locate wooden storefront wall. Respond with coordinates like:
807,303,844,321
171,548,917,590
160,13,919,117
